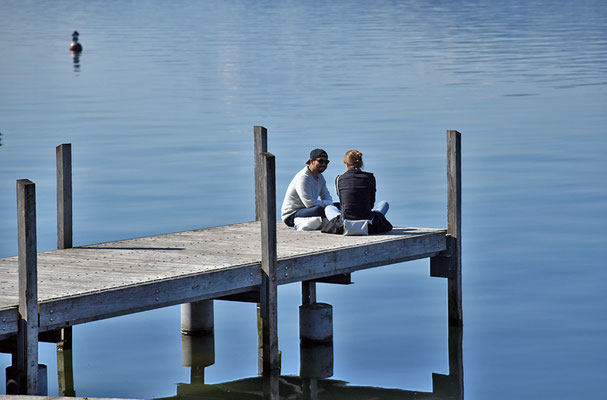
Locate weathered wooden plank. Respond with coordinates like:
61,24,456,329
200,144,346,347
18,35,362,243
35,251,253,269
218,290,260,303
37,263,261,331
314,273,352,285
35,253,245,273
447,130,462,327
277,230,447,284
0,307,19,339
17,179,39,394
1,227,446,306
1,219,447,332
34,263,256,300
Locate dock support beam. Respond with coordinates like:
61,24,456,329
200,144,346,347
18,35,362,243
16,179,40,395
181,301,214,334
259,151,280,379
447,130,462,327
301,281,316,305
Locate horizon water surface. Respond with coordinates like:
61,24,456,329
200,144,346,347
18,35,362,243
1,1,606,399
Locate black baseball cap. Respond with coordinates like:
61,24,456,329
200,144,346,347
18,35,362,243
306,149,328,164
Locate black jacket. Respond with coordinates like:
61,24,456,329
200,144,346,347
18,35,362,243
321,168,392,234
336,169,376,220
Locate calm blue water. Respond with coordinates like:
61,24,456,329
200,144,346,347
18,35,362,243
1,0,606,398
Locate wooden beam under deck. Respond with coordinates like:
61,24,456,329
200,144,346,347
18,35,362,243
0,222,446,340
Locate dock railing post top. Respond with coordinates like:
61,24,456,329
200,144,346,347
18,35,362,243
17,178,35,186
254,126,269,221
56,143,73,250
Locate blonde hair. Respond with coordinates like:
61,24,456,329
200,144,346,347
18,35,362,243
344,149,363,169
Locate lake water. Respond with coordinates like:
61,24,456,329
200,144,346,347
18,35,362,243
1,0,606,398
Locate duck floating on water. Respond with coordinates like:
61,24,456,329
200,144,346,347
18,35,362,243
70,31,82,52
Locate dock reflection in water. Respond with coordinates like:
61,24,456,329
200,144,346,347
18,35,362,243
159,327,463,400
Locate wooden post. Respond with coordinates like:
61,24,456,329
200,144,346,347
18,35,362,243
254,126,268,374
56,143,75,396
259,152,279,376
181,300,214,334
254,126,268,221
17,179,39,394
302,281,316,305
447,130,462,327
56,143,72,250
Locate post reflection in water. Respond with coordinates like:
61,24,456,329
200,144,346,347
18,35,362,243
56,328,76,397
181,331,214,385
46,326,462,399
155,326,463,400
300,342,333,400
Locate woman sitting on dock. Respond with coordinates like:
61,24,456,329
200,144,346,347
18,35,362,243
322,150,392,235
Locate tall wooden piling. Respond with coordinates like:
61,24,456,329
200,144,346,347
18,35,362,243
56,143,72,250
259,152,279,376
254,126,271,375
16,179,39,394
56,143,75,396
447,130,462,327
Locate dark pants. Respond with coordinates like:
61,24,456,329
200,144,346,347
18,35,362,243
284,205,326,227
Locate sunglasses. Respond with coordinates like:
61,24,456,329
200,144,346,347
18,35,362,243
315,159,330,164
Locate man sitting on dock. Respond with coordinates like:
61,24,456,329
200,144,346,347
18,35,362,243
281,148,334,227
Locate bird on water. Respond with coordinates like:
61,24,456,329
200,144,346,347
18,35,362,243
70,31,82,52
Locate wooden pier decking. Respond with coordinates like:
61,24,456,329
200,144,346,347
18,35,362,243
0,223,447,338
1,127,462,396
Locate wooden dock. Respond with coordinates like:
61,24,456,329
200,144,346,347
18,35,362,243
0,127,462,397
0,223,447,337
